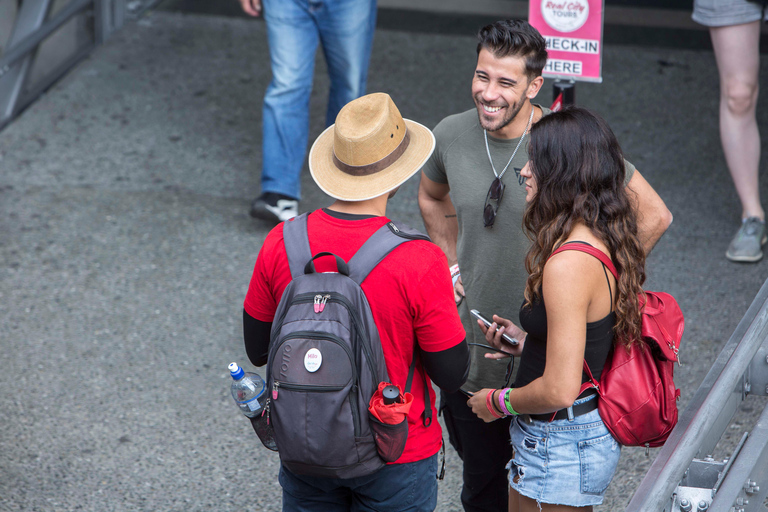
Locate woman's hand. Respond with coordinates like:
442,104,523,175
477,315,526,359
467,388,499,422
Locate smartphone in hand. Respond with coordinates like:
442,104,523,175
470,309,519,346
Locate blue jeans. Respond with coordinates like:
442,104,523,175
261,0,377,200
278,454,438,512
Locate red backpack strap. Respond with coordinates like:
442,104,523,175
581,359,600,394
549,242,618,280
548,243,614,399
546,361,598,422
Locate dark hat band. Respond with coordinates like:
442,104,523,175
332,129,410,177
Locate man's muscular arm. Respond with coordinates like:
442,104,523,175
419,171,466,301
626,170,673,254
418,171,459,266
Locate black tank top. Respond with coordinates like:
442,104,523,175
513,244,616,391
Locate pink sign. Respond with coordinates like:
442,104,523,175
528,0,604,83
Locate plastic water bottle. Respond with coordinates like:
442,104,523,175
229,362,266,418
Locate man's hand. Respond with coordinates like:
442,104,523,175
239,0,262,17
454,275,465,304
467,388,498,422
478,314,525,359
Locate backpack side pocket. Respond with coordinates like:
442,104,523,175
368,412,408,462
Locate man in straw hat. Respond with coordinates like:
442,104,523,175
242,92,470,511
418,19,673,512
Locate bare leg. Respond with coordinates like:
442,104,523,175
509,486,519,512
710,21,763,221
512,488,592,512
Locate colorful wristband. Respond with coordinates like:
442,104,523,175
449,264,460,285
498,388,508,416
503,388,519,416
486,389,503,419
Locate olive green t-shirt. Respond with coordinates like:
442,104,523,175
422,106,635,391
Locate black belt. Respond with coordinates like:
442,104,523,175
525,392,598,422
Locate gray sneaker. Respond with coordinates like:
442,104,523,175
726,217,767,262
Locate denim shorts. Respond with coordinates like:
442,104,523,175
693,0,767,27
507,403,621,507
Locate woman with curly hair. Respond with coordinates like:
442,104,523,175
468,107,646,511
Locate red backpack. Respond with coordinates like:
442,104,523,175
550,243,684,447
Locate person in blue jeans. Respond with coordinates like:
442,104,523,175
239,0,378,223
243,93,470,511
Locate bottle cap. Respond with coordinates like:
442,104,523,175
228,362,244,380
382,385,401,405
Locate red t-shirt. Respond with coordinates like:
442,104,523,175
244,209,465,464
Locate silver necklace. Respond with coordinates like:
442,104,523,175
483,106,534,180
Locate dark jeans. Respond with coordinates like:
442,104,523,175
441,389,513,512
279,454,438,512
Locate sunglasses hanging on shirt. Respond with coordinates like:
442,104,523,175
483,177,506,228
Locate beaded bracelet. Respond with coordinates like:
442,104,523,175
503,388,520,416
485,389,503,419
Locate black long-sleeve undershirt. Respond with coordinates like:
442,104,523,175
243,309,271,367
243,309,469,392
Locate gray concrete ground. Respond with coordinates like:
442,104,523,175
2,8,768,512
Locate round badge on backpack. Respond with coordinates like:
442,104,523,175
304,348,322,372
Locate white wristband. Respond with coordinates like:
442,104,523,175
449,264,460,286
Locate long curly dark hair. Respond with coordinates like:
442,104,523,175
522,107,646,347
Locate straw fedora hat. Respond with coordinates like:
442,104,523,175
309,93,435,201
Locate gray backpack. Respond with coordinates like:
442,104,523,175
264,213,429,479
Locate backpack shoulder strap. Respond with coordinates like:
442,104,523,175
281,213,313,279
405,351,433,428
550,242,619,280
346,221,430,284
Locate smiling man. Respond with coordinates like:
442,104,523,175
417,19,672,512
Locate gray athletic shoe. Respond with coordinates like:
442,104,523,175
249,192,298,223
726,217,767,263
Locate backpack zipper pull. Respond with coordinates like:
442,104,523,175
272,381,280,400
645,443,650,456
389,222,400,233
314,294,331,313
670,343,682,366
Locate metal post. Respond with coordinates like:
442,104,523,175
95,0,127,43
708,404,768,511
0,0,129,131
0,0,52,125
553,78,575,109
626,278,768,511
113,0,126,34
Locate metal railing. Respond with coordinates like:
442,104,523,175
627,277,768,511
0,0,126,131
